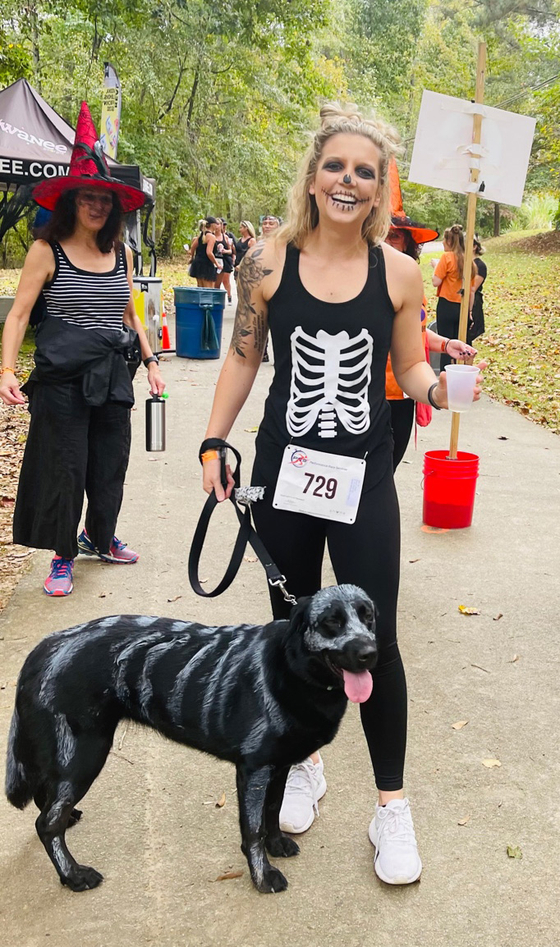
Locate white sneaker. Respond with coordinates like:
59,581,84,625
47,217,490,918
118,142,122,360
279,756,327,834
368,798,422,884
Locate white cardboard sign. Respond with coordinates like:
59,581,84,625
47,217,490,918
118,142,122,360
408,90,536,207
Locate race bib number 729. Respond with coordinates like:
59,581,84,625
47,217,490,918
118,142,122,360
272,444,366,524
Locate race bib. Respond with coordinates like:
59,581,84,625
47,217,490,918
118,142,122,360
272,444,366,524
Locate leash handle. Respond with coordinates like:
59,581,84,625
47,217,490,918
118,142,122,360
189,439,292,599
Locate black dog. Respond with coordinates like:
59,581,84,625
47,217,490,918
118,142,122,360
5,584,377,894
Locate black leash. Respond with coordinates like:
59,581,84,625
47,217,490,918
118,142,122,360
188,439,297,605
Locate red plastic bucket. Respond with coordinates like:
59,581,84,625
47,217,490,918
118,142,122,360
422,450,479,529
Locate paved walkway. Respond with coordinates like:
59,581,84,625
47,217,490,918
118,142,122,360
1,302,559,947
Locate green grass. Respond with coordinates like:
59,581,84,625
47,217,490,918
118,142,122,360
420,230,560,435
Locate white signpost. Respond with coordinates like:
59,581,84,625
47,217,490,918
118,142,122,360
407,43,536,457
409,91,536,207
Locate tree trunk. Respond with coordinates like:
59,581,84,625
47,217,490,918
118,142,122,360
159,217,175,258
493,202,500,237
28,3,41,92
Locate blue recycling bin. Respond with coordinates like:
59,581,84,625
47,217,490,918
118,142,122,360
173,287,226,359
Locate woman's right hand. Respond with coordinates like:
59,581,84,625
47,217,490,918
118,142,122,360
0,371,26,406
202,456,235,502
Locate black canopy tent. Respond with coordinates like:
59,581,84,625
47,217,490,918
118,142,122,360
0,78,156,273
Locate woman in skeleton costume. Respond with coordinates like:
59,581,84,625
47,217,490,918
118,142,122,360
201,104,483,886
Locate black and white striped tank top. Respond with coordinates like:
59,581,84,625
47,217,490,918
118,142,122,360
42,242,130,331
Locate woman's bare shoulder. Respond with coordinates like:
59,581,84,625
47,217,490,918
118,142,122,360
30,238,55,258
243,237,286,299
381,242,420,280
24,239,55,274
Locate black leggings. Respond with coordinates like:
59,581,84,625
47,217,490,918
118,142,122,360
436,297,461,371
251,459,407,791
13,382,131,559
390,399,415,471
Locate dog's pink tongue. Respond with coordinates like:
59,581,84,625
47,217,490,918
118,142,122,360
342,669,373,703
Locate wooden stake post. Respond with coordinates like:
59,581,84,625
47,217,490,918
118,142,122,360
448,41,486,459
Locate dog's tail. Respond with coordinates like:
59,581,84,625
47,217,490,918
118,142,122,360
5,708,33,810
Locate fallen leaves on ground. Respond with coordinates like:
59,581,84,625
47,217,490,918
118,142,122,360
215,870,244,881
421,231,560,434
482,759,502,768
459,605,481,615
458,816,471,826
452,720,469,730
0,399,32,611
506,845,523,859
215,792,226,808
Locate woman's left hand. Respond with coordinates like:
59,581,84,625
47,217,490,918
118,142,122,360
433,360,487,410
446,339,477,362
148,363,165,396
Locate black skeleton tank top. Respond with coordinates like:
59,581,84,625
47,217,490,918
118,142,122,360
255,243,395,486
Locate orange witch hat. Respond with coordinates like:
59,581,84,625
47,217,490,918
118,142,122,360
388,159,439,244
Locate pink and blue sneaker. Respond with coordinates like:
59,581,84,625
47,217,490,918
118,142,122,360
43,557,74,596
77,529,139,564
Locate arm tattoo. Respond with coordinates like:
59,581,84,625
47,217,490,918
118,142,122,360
230,248,272,358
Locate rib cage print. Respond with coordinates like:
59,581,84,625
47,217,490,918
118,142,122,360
286,326,373,439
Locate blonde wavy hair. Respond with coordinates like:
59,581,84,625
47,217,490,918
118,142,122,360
279,103,401,249
240,220,256,239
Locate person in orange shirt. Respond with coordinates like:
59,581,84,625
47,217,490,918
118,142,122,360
431,224,475,370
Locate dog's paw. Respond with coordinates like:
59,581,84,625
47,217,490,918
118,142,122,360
266,834,300,858
256,865,289,894
61,865,103,892
68,808,83,828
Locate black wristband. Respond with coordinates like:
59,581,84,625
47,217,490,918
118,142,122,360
198,437,228,465
427,382,442,410
144,355,159,368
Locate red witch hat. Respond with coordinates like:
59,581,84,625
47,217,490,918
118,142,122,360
389,159,439,244
33,102,146,213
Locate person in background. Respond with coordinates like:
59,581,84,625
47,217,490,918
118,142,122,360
201,102,484,887
469,235,487,345
234,220,256,279
214,218,235,304
385,172,477,468
189,217,220,287
0,102,164,597
430,224,475,371
260,214,281,239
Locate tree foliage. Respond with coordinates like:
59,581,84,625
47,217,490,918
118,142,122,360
1,0,558,251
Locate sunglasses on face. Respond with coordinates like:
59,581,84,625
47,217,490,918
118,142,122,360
78,192,113,209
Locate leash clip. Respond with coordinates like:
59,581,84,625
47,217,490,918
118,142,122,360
235,486,266,507
269,575,298,607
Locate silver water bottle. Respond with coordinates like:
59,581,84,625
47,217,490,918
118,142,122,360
146,394,167,452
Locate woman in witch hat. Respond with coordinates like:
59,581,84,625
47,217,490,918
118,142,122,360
0,102,165,597
385,162,477,468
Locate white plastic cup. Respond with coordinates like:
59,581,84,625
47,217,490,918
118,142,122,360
444,364,479,413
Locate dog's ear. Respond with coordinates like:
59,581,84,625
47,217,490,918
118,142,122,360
287,596,312,634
